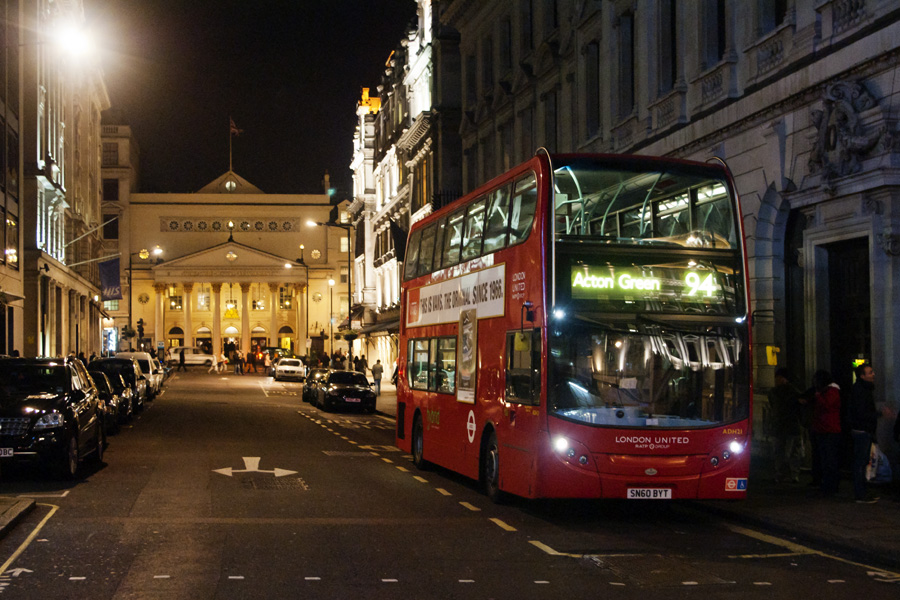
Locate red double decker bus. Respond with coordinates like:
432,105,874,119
395,152,751,501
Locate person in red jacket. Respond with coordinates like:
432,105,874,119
801,370,842,496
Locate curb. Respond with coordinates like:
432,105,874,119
0,498,36,540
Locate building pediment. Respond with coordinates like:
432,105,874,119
196,170,264,194
151,241,303,283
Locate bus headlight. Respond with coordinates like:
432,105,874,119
553,437,569,453
728,441,744,455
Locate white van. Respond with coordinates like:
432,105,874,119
167,346,216,367
116,351,164,396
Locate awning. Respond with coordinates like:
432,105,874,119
356,319,400,335
338,305,366,330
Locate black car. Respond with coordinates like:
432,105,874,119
316,370,376,413
302,368,330,403
0,357,106,478
88,371,122,434
88,357,148,411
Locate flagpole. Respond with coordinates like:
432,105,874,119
229,117,233,171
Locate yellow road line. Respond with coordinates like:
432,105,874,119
1,504,58,576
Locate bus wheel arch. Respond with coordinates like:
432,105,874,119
411,411,430,470
480,425,507,503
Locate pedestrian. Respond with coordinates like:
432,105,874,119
847,363,896,503
177,348,187,372
218,351,228,373
234,350,243,375
77,351,87,364
391,359,398,386
800,370,842,496
264,353,272,376
10,349,19,357
248,350,257,373
208,352,219,374
359,355,368,374
371,359,383,396
767,368,803,484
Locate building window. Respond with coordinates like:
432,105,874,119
279,286,293,309
481,35,494,93
465,54,477,108
585,41,601,138
500,120,514,172
340,236,349,253
104,300,119,311
168,293,183,311
520,107,534,164
521,0,534,53
759,0,787,36
196,284,211,311
499,17,513,75
102,178,119,202
102,215,118,240
340,267,348,285
543,90,557,153
102,142,119,167
703,0,727,68
658,0,678,95
617,11,635,120
5,213,16,269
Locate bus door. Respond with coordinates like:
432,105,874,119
498,329,543,497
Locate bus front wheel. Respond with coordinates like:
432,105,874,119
411,415,430,470
482,431,506,504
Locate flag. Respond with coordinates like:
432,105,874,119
390,219,408,262
230,117,243,136
99,258,122,301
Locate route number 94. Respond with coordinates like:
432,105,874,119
685,272,718,297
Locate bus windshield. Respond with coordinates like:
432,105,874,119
553,157,738,249
549,318,750,429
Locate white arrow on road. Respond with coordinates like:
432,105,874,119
2,568,33,577
213,457,297,477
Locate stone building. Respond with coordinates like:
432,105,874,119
348,0,462,371
435,0,900,449
15,0,111,358
100,122,350,362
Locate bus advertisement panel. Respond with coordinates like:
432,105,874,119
396,153,751,502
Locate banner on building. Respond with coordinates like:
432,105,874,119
99,258,122,301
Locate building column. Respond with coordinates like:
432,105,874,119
154,283,166,349
293,283,305,356
211,283,222,355
240,283,251,356
268,283,279,347
182,283,194,346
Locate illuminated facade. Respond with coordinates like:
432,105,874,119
16,0,111,357
99,122,350,359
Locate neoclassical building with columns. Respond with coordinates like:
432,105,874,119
101,125,350,359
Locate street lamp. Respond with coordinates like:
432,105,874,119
128,246,164,350
307,219,353,330
328,278,336,358
286,245,311,360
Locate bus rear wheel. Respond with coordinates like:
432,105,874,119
482,431,506,504
411,415,430,470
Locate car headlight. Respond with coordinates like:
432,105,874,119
33,411,65,430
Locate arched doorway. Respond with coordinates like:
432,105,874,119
168,326,184,348
278,326,294,354
196,326,212,355
223,325,240,358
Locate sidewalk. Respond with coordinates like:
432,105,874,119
0,495,34,539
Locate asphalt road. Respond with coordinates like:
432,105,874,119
0,371,896,598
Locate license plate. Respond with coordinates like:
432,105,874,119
345,397,360,403
0,448,13,458
627,488,672,499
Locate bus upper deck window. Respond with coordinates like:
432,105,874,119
483,185,511,253
462,198,487,262
417,224,437,277
510,173,537,244
440,209,465,268
404,229,422,280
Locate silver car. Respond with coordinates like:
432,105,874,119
273,358,306,382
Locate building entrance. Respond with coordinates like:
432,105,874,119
827,237,870,390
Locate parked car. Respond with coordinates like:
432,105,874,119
0,357,106,478
273,358,305,382
116,351,163,398
316,370,376,413
302,368,330,403
166,346,216,367
89,357,149,411
88,371,122,434
88,365,134,423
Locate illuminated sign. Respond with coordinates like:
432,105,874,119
570,265,726,302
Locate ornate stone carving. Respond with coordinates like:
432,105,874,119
808,81,891,185
879,233,900,257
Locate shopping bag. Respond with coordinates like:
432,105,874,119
865,443,877,482
866,443,893,484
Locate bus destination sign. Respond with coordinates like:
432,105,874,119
570,265,727,305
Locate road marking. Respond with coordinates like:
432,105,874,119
459,579,475,583
304,577,321,581
726,524,900,579
16,491,69,499
413,476,428,483
490,518,516,531
459,502,481,512
382,578,398,583
436,488,452,496
213,457,297,478
381,458,394,464
396,466,409,473
69,577,86,581
534,580,550,584
153,575,171,579
0,504,58,577
828,580,845,584
228,576,244,580
529,541,582,558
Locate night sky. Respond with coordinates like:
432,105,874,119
87,0,418,195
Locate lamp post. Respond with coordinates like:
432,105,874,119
328,278,335,358
307,219,353,329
